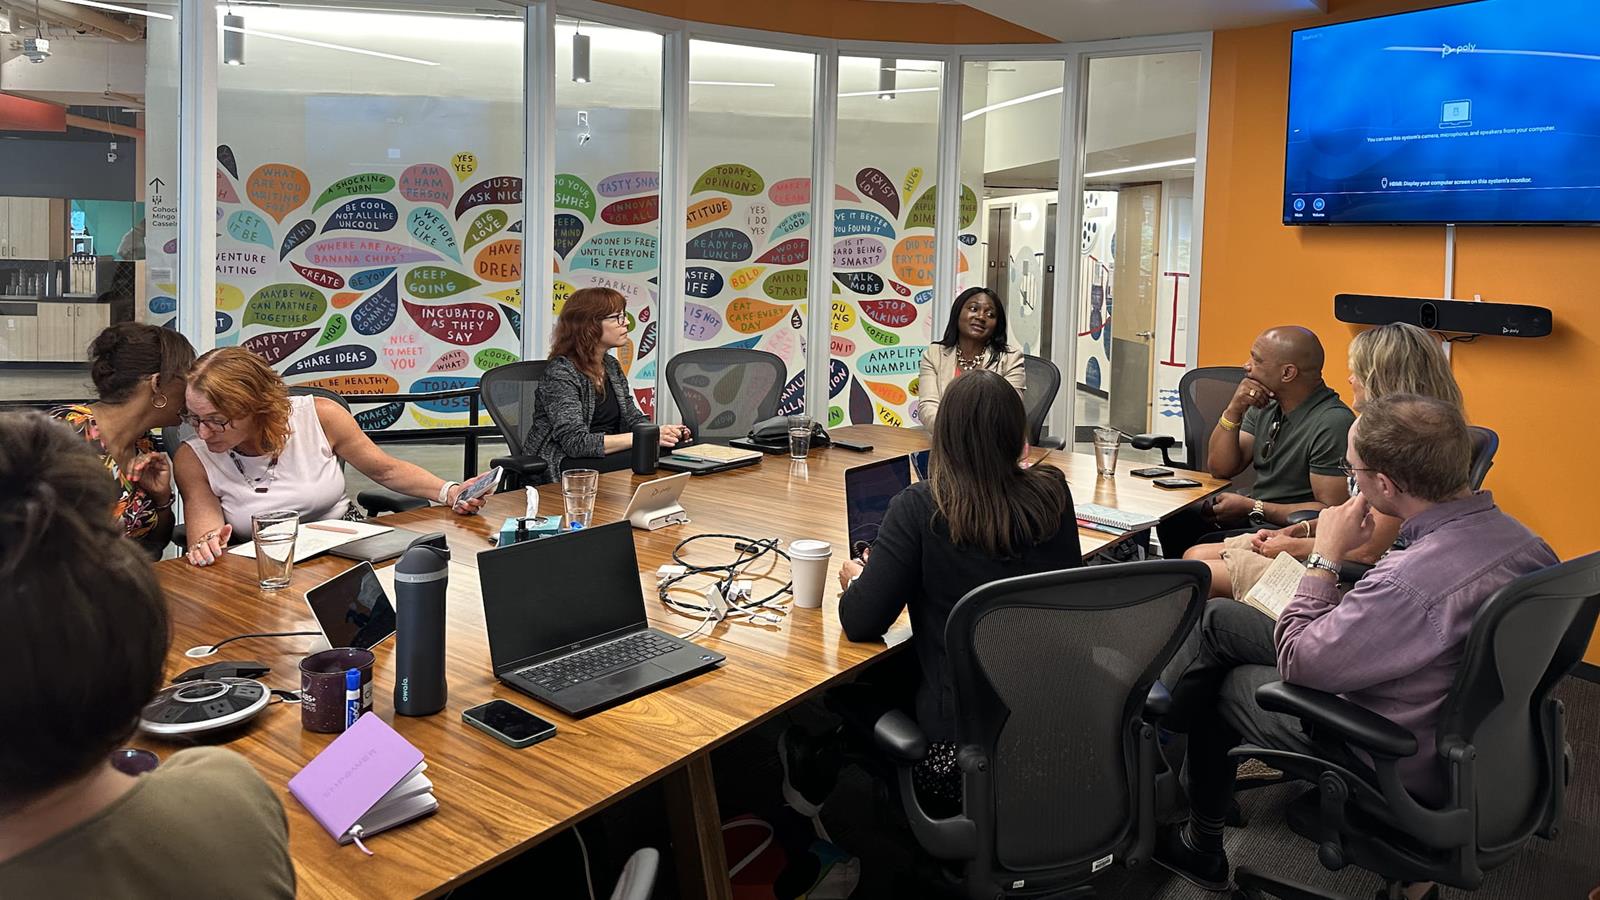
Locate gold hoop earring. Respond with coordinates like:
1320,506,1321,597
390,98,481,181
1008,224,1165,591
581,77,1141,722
152,394,168,409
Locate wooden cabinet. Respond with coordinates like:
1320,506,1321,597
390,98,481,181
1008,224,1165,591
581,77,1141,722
34,302,109,361
0,303,39,362
0,198,63,259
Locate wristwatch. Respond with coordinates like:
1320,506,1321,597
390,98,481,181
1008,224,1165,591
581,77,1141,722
1304,553,1340,577
1248,499,1267,527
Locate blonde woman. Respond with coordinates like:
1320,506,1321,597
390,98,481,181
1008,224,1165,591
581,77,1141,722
1185,323,1464,598
174,348,488,566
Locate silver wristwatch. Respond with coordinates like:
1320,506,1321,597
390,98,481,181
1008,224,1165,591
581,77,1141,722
1304,553,1339,577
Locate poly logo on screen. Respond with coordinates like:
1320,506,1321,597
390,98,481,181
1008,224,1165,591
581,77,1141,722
1440,100,1472,129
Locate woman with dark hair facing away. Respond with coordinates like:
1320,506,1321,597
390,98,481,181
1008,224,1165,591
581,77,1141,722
833,370,1082,810
0,412,294,897
52,322,196,556
916,287,1025,430
175,347,488,566
522,287,690,481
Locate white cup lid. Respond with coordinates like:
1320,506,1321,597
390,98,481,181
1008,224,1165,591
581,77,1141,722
789,539,832,559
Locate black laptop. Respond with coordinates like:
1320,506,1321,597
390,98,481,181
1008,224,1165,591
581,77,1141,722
844,455,911,562
476,521,725,717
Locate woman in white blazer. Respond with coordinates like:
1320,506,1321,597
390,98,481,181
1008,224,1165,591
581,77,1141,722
917,287,1025,430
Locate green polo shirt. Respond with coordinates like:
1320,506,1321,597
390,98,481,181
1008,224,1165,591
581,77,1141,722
1239,384,1355,504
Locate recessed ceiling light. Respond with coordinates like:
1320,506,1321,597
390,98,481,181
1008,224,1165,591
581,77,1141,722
221,23,439,65
962,87,1063,121
689,80,775,87
1084,157,1197,178
59,0,172,20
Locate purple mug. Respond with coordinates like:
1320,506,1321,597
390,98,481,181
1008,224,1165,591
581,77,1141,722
299,647,376,733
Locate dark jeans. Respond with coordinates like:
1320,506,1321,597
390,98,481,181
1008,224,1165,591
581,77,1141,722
1160,598,1357,823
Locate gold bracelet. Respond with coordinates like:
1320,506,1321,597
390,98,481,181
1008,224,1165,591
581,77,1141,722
1218,415,1240,431
1300,521,1313,538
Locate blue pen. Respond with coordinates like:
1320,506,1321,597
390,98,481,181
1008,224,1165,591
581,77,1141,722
344,668,361,730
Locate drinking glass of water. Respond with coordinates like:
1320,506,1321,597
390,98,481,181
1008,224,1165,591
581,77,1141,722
561,468,599,530
252,510,299,590
1093,427,1121,478
788,415,814,460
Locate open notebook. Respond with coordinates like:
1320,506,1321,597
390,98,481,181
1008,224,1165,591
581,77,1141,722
289,713,438,849
1239,552,1308,621
229,519,392,563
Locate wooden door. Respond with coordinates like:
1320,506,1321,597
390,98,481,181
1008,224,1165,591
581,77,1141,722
0,302,38,361
73,303,111,360
9,199,35,259
36,303,77,361
1109,184,1162,436
0,198,10,258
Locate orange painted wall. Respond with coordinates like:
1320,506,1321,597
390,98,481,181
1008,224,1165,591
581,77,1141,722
1200,0,1600,663
597,0,1052,44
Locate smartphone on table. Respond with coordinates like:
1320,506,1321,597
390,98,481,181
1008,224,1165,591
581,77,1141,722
462,699,557,749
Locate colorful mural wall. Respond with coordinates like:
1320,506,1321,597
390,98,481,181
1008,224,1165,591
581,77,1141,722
175,146,525,431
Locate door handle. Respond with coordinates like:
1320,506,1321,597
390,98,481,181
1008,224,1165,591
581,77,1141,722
1136,330,1155,339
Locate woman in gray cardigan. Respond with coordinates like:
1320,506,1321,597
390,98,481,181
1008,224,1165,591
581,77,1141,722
523,287,690,482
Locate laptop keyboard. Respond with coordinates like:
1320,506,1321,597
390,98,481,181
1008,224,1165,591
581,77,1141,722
514,632,680,692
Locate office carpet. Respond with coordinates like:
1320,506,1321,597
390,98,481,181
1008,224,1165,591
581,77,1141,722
806,675,1600,899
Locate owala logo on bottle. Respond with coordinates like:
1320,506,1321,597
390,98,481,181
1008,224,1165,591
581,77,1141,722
399,677,410,703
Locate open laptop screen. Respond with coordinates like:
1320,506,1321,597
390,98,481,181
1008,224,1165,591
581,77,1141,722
844,455,911,562
305,561,396,650
477,521,647,670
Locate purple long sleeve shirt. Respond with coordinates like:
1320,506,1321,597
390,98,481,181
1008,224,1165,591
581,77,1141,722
1273,491,1558,804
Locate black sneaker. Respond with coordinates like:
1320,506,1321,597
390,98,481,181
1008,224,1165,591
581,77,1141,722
1153,822,1231,892
1373,885,1440,900
779,727,839,817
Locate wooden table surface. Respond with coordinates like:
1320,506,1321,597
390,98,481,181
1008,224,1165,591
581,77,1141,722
139,424,1225,899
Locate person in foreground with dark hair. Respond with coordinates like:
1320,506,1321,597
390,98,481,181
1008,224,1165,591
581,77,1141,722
915,286,1025,430
52,322,196,556
1154,395,1556,899
0,412,294,897
817,370,1082,812
523,287,689,481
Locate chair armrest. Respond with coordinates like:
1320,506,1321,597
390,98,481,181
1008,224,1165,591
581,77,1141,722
1130,433,1172,451
1144,680,1172,721
1256,681,1417,759
873,709,929,765
1036,435,1066,450
357,489,429,516
492,455,549,479
1285,509,1321,526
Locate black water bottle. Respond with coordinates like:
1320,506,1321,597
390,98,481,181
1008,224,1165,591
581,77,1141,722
632,423,660,475
394,532,450,716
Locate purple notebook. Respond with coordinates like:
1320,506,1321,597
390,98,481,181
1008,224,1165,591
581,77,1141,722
289,712,425,842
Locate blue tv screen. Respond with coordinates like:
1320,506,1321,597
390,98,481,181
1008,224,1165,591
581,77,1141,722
1284,0,1600,225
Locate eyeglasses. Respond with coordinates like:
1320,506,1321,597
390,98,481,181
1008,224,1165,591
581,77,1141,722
1259,413,1284,461
599,311,628,325
180,412,231,431
1338,461,1378,479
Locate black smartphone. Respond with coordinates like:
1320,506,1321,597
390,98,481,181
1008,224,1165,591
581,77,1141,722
462,700,557,749
1131,467,1174,478
831,439,873,452
1153,477,1203,489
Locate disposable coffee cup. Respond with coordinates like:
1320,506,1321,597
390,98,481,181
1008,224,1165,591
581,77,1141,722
789,539,832,609
300,647,376,733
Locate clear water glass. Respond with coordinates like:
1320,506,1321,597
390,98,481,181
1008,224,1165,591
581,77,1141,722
1093,427,1121,478
253,510,299,590
788,415,814,460
561,468,599,530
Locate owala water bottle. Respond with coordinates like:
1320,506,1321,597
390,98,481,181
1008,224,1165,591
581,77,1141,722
394,532,450,716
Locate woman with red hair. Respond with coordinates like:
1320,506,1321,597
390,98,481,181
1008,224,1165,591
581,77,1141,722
173,347,488,566
523,287,689,481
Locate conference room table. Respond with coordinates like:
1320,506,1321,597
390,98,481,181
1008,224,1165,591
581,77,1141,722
140,424,1227,899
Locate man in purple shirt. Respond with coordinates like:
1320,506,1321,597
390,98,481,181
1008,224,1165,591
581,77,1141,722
1155,395,1557,899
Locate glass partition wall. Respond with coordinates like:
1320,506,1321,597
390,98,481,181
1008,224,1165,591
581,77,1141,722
118,9,1206,453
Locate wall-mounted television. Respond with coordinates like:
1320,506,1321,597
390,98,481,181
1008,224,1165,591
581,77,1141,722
1283,0,1600,225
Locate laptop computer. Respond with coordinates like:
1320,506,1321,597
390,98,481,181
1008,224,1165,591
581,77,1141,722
304,561,397,652
844,455,911,562
476,521,726,717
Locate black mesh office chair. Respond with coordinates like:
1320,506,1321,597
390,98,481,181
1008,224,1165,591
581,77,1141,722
1133,366,1251,491
664,348,786,441
873,561,1209,899
1020,354,1065,449
608,847,659,900
480,360,550,488
1230,551,1600,900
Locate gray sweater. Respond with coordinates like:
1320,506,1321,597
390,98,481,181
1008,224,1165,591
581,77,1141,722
523,354,650,483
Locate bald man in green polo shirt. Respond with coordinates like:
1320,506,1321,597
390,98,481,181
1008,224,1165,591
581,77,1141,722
1158,326,1355,558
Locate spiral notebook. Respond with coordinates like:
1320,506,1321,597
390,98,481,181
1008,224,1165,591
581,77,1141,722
1074,503,1160,534
288,713,437,847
